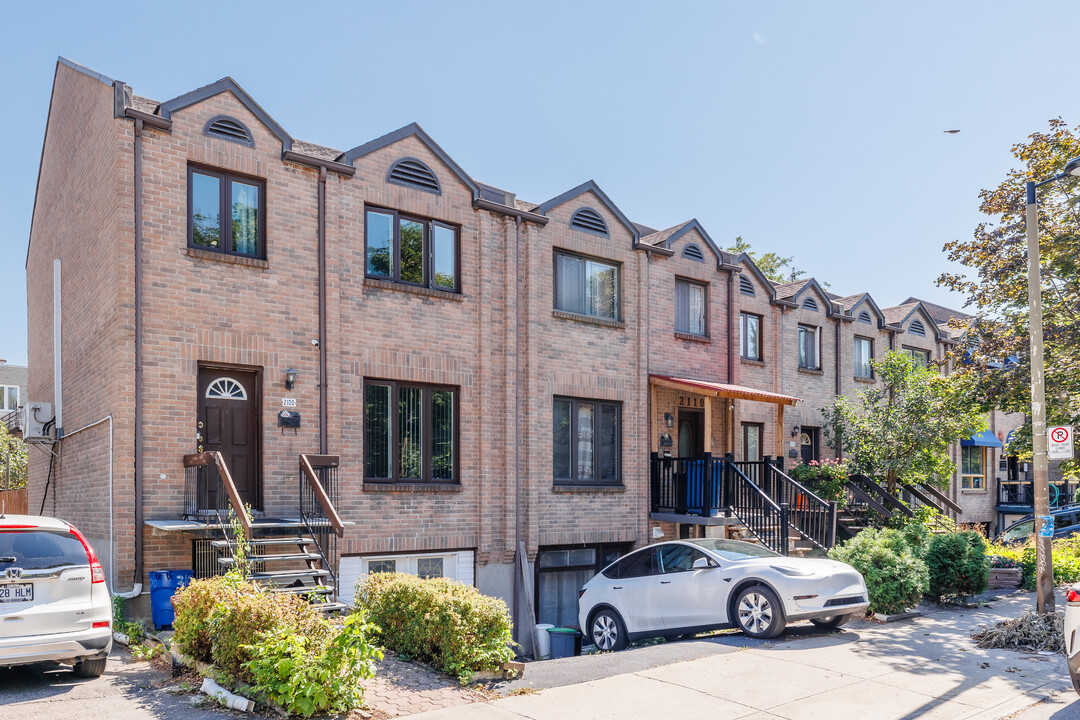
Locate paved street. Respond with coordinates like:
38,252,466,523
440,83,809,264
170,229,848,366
416,591,1080,720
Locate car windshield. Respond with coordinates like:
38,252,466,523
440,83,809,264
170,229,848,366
999,520,1034,544
0,530,88,571
686,538,780,561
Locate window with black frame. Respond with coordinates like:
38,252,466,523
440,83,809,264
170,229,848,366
675,279,707,336
364,381,456,483
365,207,458,291
798,324,820,369
854,336,874,378
553,397,621,484
188,166,265,259
536,545,624,627
554,251,619,321
741,313,762,360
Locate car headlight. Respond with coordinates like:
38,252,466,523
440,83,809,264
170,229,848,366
771,565,815,577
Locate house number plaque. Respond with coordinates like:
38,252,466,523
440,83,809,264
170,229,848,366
677,395,706,409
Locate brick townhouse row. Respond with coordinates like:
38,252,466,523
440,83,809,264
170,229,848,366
25,58,1036,640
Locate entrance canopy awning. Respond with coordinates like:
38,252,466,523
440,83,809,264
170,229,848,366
961,429,1003,448
649,375,800,406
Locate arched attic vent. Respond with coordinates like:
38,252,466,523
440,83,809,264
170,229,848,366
910,319,926,336
682,243,705,262
570,207,608,236
739,276,755,296
203,115,254,147
858,310,873,323
803,298,819,311
388,158,441,194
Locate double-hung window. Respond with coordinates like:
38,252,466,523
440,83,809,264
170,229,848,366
364,381,457,483
553,397,621,484
674,279,707,335
188,166,265,259
740,313,762,360
0,386,17,412
798,324,820,370
961,446,985,490
554,252,619,321
854,336,874,378
902,347,931,368
365,207,459,291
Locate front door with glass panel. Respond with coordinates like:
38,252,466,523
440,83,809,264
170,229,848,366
198,368,260,509
800,427,820,465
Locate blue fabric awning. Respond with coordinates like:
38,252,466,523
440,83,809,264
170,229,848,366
961,429,1003,448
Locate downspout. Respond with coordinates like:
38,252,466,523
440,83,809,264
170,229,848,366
317,167,328,454
133,118,145,593
512,214,523,639
834,320,842,460
726,271,736,384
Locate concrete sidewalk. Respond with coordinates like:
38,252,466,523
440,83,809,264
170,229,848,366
414,591,1079,720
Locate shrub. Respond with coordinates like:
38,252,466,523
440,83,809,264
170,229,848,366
171,575,253,663
992,537,1080,590
829,528,928,615
355,573,516,682
210,588,332,684
923,531,990,601
243,611,382,718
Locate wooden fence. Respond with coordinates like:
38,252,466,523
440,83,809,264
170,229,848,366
0,488,28,515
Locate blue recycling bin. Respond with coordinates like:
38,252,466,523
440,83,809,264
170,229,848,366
149,570,194,630
546,627,582,659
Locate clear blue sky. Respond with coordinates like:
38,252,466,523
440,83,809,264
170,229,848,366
1,0,1076,366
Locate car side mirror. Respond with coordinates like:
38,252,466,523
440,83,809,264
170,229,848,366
692,557,714,570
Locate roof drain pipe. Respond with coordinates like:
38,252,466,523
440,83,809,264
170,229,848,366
317,166,328,454
131,117,145,597
512,213,523,651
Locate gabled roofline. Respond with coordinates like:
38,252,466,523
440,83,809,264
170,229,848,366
848,293,888,330
338,122,480,200
158,77,294,151
737,253,776,300
536,180,640,243
57,56,115,86
888,302,945,341
655,219,726,270
787,278,843,317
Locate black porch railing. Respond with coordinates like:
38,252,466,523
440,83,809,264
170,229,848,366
726,461,789,554
650,453,722,517
998,481,1078,508
764,462,837,551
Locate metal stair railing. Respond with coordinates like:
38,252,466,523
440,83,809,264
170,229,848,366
650,453,719,517
725,461,790,555
762,460,837,550
182,451,252,537
299,454,344,598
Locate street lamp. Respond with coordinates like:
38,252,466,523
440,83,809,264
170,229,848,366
1025,156,1080,613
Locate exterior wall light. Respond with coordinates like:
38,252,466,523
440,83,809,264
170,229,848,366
791,424,801,438
285,368,297,390
664,413,674,427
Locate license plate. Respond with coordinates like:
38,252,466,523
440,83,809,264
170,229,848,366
0,583,32,603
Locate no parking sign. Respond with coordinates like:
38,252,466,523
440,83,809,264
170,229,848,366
1049,426,1074,460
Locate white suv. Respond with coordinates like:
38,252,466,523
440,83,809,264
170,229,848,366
0,515,112,677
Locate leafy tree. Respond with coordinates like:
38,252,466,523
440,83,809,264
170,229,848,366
725,236,805,284
822,352,987,492
938,118,1080,477
0,424,26,491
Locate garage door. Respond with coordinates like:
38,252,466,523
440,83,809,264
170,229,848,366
339,550,475,607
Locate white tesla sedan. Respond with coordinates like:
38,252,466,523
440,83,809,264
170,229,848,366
0,515,112,676
577,538,869,650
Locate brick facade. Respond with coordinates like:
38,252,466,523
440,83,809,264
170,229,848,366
27,59,1033,638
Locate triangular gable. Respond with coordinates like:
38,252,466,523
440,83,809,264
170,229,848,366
791,278,838,315
656,219,724,269
338,122,480,200
892,303,943,340
848,294,887,329
158,77,293,151
737,253,776,299
536,180,639,242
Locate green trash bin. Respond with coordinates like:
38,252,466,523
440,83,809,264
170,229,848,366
546,627,581,658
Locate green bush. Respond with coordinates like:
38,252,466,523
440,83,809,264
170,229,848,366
243,611,382,718
924,531,990,601
992,536,1080,590
829,528,928,615
355,572,516,682
210,588,332,685
171,575,254,663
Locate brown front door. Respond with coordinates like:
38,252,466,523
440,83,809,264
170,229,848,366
198,368,260,509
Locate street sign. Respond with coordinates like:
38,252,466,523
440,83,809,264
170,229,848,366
1049,426,1074,460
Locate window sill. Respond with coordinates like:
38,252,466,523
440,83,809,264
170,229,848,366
854,376,876,384
961,489,987,494
674,332,710,344
797,367,824,376
552,483,626,494
363,277,463,301
363,482,463,493
186,247,269,268
551,310,625,328
740,357,765,367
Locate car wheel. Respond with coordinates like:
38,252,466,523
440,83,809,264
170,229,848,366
1073,671,1080,697
589,608,628,651
734,585,786,639
73,658,107,678
810,614,851,630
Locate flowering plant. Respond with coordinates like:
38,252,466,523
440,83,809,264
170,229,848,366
789,458,849,507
